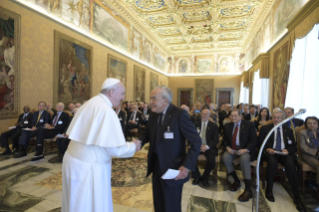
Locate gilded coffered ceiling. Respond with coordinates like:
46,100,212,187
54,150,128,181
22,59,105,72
104,0,271,55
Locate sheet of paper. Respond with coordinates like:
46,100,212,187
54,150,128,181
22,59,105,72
8,126,16,129
55,134,65,138
161,169,180,180
274,151,288,155
22,128,31,131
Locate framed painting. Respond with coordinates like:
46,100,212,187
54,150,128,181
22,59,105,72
53,31,92,106
107,54,127,90
93,0,129,52
273,42,289,109
195,79,214,105
0,7,20,119
150,72,158,91
133,65,145,102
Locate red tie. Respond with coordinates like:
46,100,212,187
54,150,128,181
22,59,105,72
52,115,58,126
232,125,238,150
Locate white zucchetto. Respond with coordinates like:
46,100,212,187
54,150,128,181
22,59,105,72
101,78,121,90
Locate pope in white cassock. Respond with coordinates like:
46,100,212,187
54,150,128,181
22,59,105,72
62,78,141,212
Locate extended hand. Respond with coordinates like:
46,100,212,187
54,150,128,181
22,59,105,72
133,139,142,151
31,126,37,131
175,166,189,180
200,145,208,152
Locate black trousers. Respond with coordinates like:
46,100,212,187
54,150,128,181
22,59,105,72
36,128,62,152
0,129,21,149
19,130,38,150
191,151,215,180
56,138,70,155
265,153,300,196
152,156,183,212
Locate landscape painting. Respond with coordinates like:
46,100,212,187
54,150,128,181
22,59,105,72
154,51,166,72
93,1,129,52
54,31,92,106
107,54,127,89
195,79,214,104
0,7,20,119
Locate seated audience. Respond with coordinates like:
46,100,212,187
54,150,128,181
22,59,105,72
49,108,78,163
242,105,249,117
299,116,319,185
75,102,81,108
138,102,144,112
68,103,75,115
254,107,270,134
284,107,305,141
256,104,262,115
222,109,257,202
209,103,218,123
46,103,57,116
243,105,257,121
15,101,51,158
192,109,219,187
222,111,232,126
0,106,33,155
115,104,126,134
258,110,306,212
141,103,151,125
219,104,232,133
31,102,70,161
126,103,143,136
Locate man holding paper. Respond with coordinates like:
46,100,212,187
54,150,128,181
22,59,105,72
135,85,201,212
258,110,306,212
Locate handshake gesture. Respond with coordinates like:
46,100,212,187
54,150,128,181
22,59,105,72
132,139,142,151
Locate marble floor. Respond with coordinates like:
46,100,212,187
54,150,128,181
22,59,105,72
1,144,319,212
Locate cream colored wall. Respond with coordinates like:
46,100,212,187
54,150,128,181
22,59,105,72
168,75,241,107
0,0,168,134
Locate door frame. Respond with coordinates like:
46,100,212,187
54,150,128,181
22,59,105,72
177,88,193,107
215,88,234,107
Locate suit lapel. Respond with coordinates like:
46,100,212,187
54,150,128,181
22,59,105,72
282,127,289,147
205,121,210,143
159,104,174,138
239,121,245,141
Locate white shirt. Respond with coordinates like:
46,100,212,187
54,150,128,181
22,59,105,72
201,121,210,149
23,112,29,119
53,111,62,126
232,121,241,146
273,126,285,150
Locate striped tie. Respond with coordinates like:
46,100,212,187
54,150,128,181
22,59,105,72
275,128,281,151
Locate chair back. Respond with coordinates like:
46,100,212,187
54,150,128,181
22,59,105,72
295,125,306,159
64,110,73,117
47,109,54,119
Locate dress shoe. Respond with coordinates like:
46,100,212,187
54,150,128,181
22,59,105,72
12,148,18,154
295,198,307,212
229,181,241,191
202,179,210,187
48,156,63,163
13,151,27,158
192,178,201,185
238,190,253,202
0,149,12,155
31,151,44,161
265,188,275,202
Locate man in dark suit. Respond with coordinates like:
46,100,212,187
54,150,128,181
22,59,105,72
135,86,201,212
68,103,75,115
192,109,219,187
31,102,70,161
15,101,51,158
46,103,57,116
0,106,33,155
126,103,143,136
244,105,257,121
49,108,78,163
222,109,257,202
258,110,306,212
219,104,231,133
141,103,151,125
284,107,304,141
115,105,126,134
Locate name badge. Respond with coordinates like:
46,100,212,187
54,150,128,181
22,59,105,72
24,121,28,124
40,119,44,123
58,121,63,125
164,126,174,139
119,117,122,121
136,118,139,121
288,140,292,145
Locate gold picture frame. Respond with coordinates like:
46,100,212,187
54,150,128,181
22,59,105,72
133,65,145,102
53,31,93,106
107,54,127,96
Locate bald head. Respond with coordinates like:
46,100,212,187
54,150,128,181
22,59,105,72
101,82,125,108
56,102,65,112
180,104,189,112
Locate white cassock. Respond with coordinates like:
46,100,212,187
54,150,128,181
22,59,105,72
62,93,136,212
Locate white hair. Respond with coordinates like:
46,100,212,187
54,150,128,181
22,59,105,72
273,110,286,119
155,85,173,103
56,102,65,109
